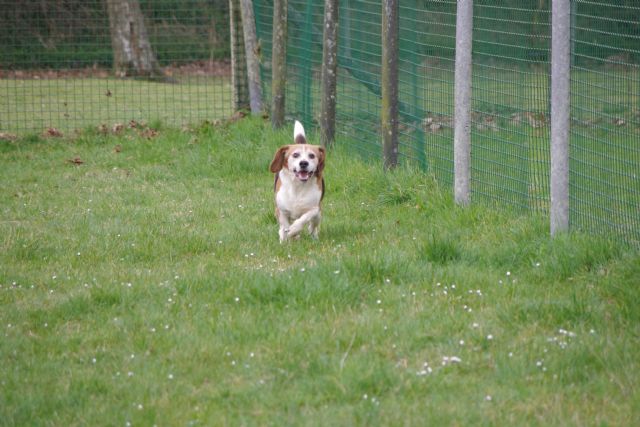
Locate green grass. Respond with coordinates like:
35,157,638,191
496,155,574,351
1,117,638,426
0,77,232,134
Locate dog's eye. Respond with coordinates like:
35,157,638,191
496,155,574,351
308,153,315,159
292,152,300,158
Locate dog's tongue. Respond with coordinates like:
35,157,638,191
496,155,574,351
297,171,310,181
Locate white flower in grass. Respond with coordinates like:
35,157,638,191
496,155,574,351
485,395,492,402
487,334,494,340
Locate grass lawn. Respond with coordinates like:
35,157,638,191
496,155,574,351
0,77,232,134
1,117,639,426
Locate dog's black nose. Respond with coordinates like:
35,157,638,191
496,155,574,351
299,160,309,169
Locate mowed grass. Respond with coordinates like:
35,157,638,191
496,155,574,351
1,117,639,426
0,77,232,134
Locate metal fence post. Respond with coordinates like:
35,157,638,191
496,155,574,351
454,0,473,205
320,0,339,148
550,0,571,235
381,0,399,170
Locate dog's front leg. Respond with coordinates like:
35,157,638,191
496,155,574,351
277,209,291,243
287,207,320,239
308,211,321,239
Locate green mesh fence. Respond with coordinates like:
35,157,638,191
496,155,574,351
0,0,232,134
255,0,639,246
570,1,640,246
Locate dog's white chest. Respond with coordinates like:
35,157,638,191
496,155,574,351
276,173,322,220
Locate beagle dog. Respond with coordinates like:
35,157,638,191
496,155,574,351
270,121,326,242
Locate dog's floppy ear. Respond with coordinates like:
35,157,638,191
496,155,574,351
317,146,326,173
270,145,289,173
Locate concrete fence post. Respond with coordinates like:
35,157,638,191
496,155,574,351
454,0,473,205
550,0,571,235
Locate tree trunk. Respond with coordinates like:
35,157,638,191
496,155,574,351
320,0,338,147
106,0,164,79
230,0,250,110
239,0,264,115
271,0,287,128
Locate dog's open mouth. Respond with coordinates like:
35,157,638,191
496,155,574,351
295,170,312,181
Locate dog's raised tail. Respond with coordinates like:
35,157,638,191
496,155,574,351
294,120,307,144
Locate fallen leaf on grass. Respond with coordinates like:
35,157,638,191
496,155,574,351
114,144,122,153
0,132,18,142
140,128,159,139
43,127,63,138
67,157,84,165
112,123,125,134
229,110,247,122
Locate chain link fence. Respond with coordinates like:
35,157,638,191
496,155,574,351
254,0,639,246
0,0,232,134
1,0,638,246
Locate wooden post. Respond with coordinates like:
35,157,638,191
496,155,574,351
239,0,263,115
271,0,287,128
381,0,399,169
320,0,338,147
229,0,250,110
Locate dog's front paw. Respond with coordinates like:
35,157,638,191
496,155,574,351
279,227,290,243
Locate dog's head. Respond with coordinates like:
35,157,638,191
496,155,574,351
270,144,325,182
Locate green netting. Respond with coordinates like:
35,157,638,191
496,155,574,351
255,0,639,246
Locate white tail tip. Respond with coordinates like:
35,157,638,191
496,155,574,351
294,120,306,139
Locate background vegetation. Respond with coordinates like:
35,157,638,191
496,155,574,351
0,0,230,69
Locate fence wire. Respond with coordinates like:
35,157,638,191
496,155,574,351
1,0,638,246
0,0,232,134
254,0,639,246
570,0,639,246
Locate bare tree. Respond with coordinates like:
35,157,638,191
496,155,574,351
271,0,287,128
106,0,164,79
320,0,338,147
239,0,263,115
